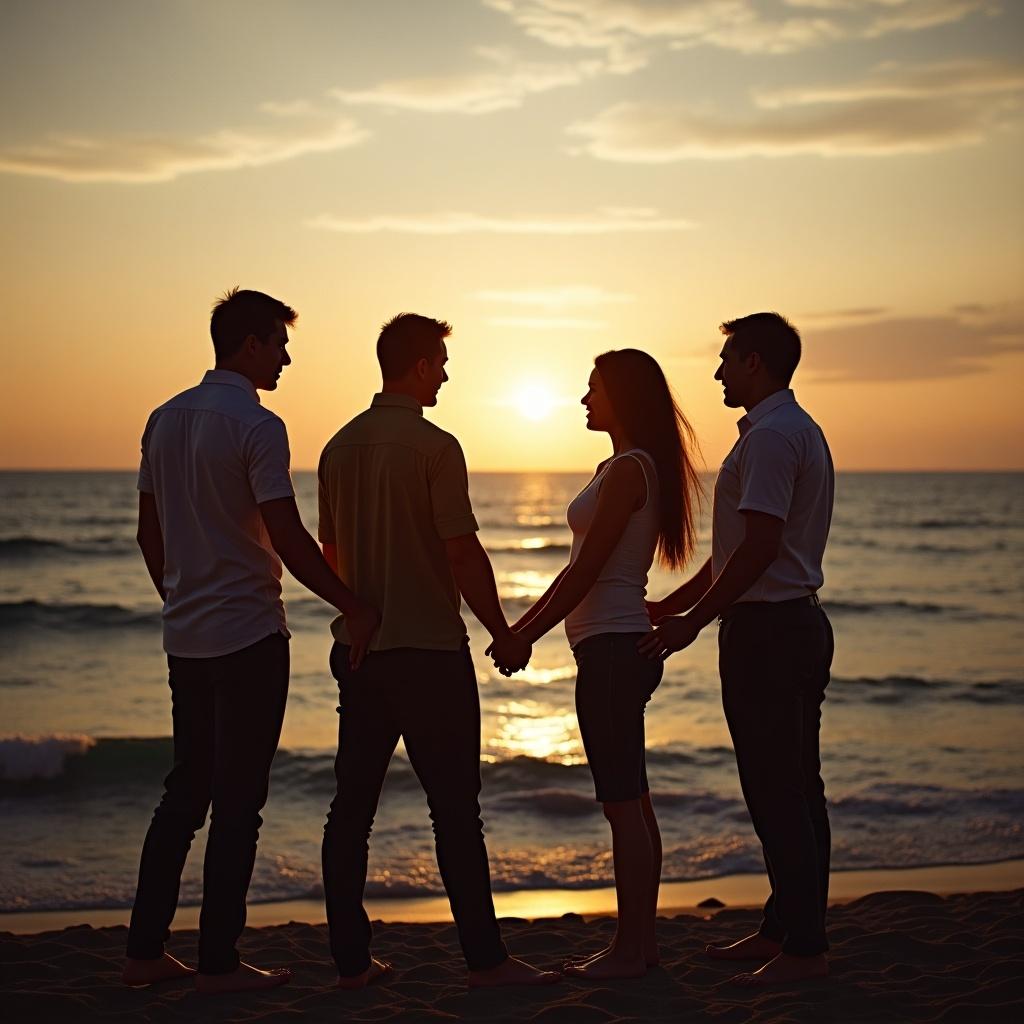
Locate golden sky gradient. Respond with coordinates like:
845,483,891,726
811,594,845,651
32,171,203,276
2,0,1022,471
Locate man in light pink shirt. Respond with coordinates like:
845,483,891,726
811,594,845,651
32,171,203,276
123,288,378,994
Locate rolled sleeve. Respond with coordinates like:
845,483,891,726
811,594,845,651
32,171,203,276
247,417,295,505
738,429,798,522
429,441,479,540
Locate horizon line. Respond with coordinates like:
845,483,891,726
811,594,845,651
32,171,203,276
1,466,1022,475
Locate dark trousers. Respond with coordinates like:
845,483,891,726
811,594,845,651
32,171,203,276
322,641,508,977
126,633,289,974
719,601,833,957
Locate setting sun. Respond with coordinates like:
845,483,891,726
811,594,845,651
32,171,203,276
511,383,560,422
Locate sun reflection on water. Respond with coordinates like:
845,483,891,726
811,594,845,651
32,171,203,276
488,699,584,764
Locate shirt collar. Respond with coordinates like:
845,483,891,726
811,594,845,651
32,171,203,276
202,369,260,403
371,392,424,416
738,388,795,436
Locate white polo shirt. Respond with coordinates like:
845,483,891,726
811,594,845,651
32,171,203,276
712,389,834,603
138,370,295,657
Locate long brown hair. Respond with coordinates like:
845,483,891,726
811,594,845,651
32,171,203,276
593,348,703,569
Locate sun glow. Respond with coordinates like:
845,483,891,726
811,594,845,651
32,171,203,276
511,382,559,422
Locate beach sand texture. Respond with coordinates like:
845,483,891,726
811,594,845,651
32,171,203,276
3,889,1022,1023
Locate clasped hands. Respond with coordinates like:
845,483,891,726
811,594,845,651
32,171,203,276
485,628,532,677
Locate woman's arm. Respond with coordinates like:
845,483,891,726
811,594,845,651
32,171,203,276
518,457,645,645
511,565,569,632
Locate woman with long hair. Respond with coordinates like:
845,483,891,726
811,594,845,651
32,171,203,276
498,349,702,979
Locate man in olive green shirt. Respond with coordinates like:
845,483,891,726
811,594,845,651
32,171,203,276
317,313,558,990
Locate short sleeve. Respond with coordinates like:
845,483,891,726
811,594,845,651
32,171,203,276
737,429,798,521
137,415,155,493
429,440,479,540
317,453,335,544
247,417,295,505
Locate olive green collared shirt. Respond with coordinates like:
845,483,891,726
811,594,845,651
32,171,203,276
317,392,478,651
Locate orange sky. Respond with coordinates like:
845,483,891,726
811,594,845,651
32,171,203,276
2,0,1022,471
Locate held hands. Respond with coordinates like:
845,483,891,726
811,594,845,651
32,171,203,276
645,598,669,626
637,613,702,660
345,601,381,670
486,629,532,677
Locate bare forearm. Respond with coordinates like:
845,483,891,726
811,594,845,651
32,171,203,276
451,545,510,638
512,566,568,631
659,558,712,615
520,565,596,644
277,532,361,615
137,532,166,601
688,545,774,628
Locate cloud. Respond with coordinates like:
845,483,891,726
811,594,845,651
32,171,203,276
798,307,890,322
306,207,694,234
475,285,634,308
755,59,1024,107
487,316,607,330
0,105,367,184
332,46,603,114
567,59,1024,160
803,311,1024,381
485,0,999,61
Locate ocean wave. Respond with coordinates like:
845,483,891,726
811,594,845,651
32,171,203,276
0,535,135,559
831,675,1024,705
0,599,161,632
823,598,1004,620
0,734,96,781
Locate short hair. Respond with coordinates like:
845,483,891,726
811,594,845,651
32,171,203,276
720,312,801,385
210,287,297,361
377,313,452,379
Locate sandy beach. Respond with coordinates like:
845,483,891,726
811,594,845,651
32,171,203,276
3,879,1022,1022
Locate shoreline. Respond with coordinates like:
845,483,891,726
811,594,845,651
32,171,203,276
4,857,1022,936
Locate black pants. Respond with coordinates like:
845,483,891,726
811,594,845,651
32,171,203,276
126,633,289,974
573,632,663,803
719,601,833,957
322,641,508,977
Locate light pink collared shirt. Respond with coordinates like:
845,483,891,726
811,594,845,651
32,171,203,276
138,370,294,657
712,389,834,603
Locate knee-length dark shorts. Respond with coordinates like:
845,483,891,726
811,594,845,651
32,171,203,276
572,631,663,803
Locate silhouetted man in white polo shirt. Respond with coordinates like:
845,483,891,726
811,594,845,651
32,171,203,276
641,312,834,987
123,288,378,994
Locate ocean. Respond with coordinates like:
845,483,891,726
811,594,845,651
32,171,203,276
1,470,1022,914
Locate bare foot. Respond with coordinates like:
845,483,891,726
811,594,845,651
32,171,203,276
195,962,291,994
564,943,659,969
122,953,195,987
732,952,829,987
335,958,393,990
563,947,647,981
705,932,782,961
468,956,561,988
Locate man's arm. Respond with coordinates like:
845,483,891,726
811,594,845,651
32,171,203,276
260,497,379,667
638,511,783,657
647,557,712,622
445,533,530,672
136,492,166,601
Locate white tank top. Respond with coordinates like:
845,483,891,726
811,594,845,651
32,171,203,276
564,449,659,647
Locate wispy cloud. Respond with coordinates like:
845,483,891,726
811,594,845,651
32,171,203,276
475,285,634,308
798,306,890,322
332,46,603,114
0,105,367,184
804,309,1024,380
487,316,607,330
306,207,694,234
567,59,1024,161
486,0,999,62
